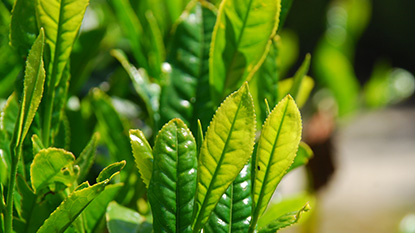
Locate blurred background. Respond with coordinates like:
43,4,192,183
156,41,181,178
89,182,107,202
276,0,415,232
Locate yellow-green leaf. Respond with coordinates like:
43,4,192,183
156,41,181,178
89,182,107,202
30,148,77,194
193,83,256,233
251,95,302,229
129,129,153,188
36,0,89,86
209,0,281,104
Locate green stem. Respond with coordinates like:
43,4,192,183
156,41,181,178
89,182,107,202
4,146,21,233
42,72,57,147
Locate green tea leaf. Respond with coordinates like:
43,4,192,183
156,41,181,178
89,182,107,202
257,203,310,233
129,129,153,188
83,184,123,233
250,36,280,128
36,0,89,86
31,134,45,155
278,76,314,109
193,83,256,232
204,162,252,233
37,181,109,233
13,28,46,148
288,54,311,101
287,142,313,173
75,133,99,182
30,148,77,194
209,0,281,104
96,161,126,183
106,201,152,233
148,119,197,233
251,95,302,229
10,0,38,57
278,0,294,31
160,1,216,131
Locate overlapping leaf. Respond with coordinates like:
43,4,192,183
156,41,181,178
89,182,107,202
130,129,153,188
160,1,216,131
10,0,37,57
193,83,256,233
251,95,302,230
148,119,197,233
209,0,281,104
204,163,252,233
106,201,152,233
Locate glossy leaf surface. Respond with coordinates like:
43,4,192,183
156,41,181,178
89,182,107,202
257,203,310,233
204,163,252,233
160,1,216,131
106,201,152,233
148,119,197,233
36,0,89,86
252,95,302,226
130,129,153,188
209,0,281,103
30,148,77,193
96,161,126,183
193,83,256,232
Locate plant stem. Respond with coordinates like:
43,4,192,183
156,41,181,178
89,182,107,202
4,146,21,233
42,73,57,148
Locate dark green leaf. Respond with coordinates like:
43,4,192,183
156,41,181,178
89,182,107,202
160,1,216,132
10,0,37,57
204,162,252,233
75,133,99,182
148,119,197,233
83,184,123,233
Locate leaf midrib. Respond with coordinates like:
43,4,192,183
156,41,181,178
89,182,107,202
195,93,245,231
222,0,255,94
254,99,289,218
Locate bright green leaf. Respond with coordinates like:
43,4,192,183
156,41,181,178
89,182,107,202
148,119,197,233
129,129,153,188
31,134,45,155
75,133,99,182
209,0,281,104
37,180,109,233
193,83,256,233
96,161,126,183
160,1,216,132
288,54,311,102
204,162,252,233
278,76,314,109
251,95,302,230
106,201,152,233
13,28,46,148
257,203,310,233
36,0,89,86
30,148,77,194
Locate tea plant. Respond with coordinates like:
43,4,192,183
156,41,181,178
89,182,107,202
0,0,315,232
